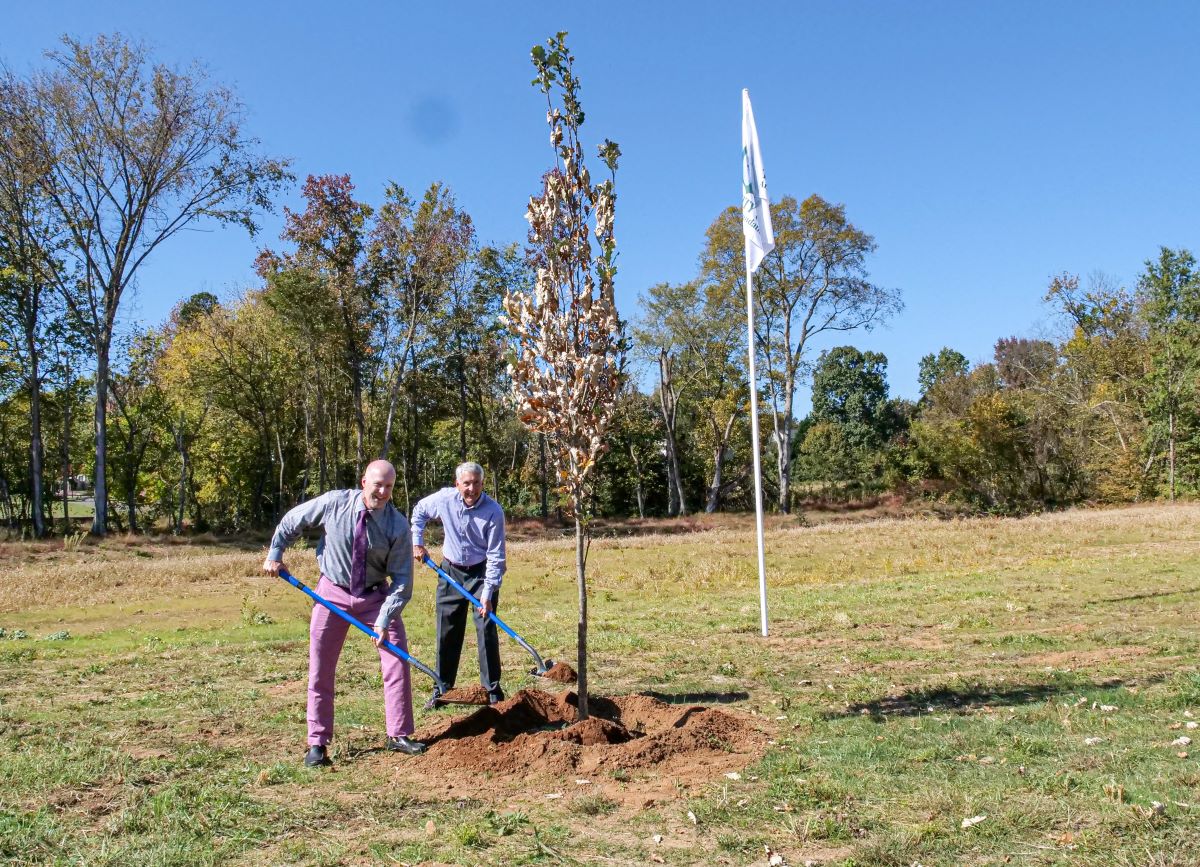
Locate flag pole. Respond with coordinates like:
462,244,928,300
742,87,772,638
745,254,769,637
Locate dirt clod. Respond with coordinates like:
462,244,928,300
540,661,578,682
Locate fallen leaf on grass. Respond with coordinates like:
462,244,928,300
1084,737,1103,746
687,810,697,825
652,834,663,844
424,820,436,836
961,814,988,829
544,793,562,799
1178,752,1189,759
649,855,665,863
1172,736,1192,747
1099,704,1117,712
1187,721,1198,730
764,845,785,866
724,772,741,780
575,779,590,785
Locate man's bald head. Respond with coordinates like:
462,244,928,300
361,460,397,509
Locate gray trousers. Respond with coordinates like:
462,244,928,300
434,560,502,699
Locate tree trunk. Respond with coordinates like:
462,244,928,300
91,345,110,535
125,437,139,534
657,351,688,516
706,446,724,513
575,514,589,721
26,328,45,538
772,406,794,514
175,427,188,534
60,371,72,533
629,445,645,519
1168,411,1176,502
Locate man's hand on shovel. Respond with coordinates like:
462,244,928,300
262,557,283,576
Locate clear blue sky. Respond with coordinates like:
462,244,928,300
5,2,1199,402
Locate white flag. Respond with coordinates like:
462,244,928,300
741,89,774,273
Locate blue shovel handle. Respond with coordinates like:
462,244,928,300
421,556,551,674
276,567,445,693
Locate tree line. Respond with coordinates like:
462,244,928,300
3,34,1196,537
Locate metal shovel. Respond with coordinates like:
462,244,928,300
421,556,555,676
277,567,445,693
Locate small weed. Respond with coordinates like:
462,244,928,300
453,821,489,849
485,809,529,836
569,793,617,816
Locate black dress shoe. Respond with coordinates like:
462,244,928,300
386,735,427,755
488,691,505,706
304,745,331,767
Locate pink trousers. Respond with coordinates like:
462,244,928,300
307,576,414,745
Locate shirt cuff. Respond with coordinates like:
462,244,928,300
267,546,284,561
479,584,493,604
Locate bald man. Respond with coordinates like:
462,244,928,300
263,460,425,767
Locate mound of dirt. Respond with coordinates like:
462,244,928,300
438,685,490,705
539,661,578,683
413,688,764,780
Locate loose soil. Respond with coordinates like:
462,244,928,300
539,660,578,683
438,684,490,705
407,688,766,801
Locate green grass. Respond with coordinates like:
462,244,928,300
1,503,1198,864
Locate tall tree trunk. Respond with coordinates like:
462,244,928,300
60,371,72,533
92,344,109,535
1169,411,1176,502
276,428,286,521
705,414,738,513
706,446,725,514
175,427,188,533
26,329,45,538
629,445,645,519
575,514,589,721
124,436,139,534
772,403,794,515
656,350,687,516
316,377,328,491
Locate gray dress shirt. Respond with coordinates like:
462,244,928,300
268,489,413,632
411,488,506,602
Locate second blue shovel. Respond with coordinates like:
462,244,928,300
421,555,555,675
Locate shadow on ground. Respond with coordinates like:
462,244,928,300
831,676,1156,719
639,691,750,705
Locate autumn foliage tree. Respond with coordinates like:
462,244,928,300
503,33,623,720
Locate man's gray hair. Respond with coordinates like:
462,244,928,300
455,461,484,481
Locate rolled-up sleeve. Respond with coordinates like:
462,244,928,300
267,493,333,561
410,493,438,547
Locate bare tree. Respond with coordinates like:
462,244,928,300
13,34,289,533
700,195,901,513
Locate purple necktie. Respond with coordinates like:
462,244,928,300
350,509,369,596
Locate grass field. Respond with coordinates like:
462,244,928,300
1,503,1198,865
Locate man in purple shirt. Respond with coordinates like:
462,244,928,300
263,459,426,767
411,461,507,708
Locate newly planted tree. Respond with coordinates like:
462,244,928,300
504,33,623,720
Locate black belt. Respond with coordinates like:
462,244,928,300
446,559,485,572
